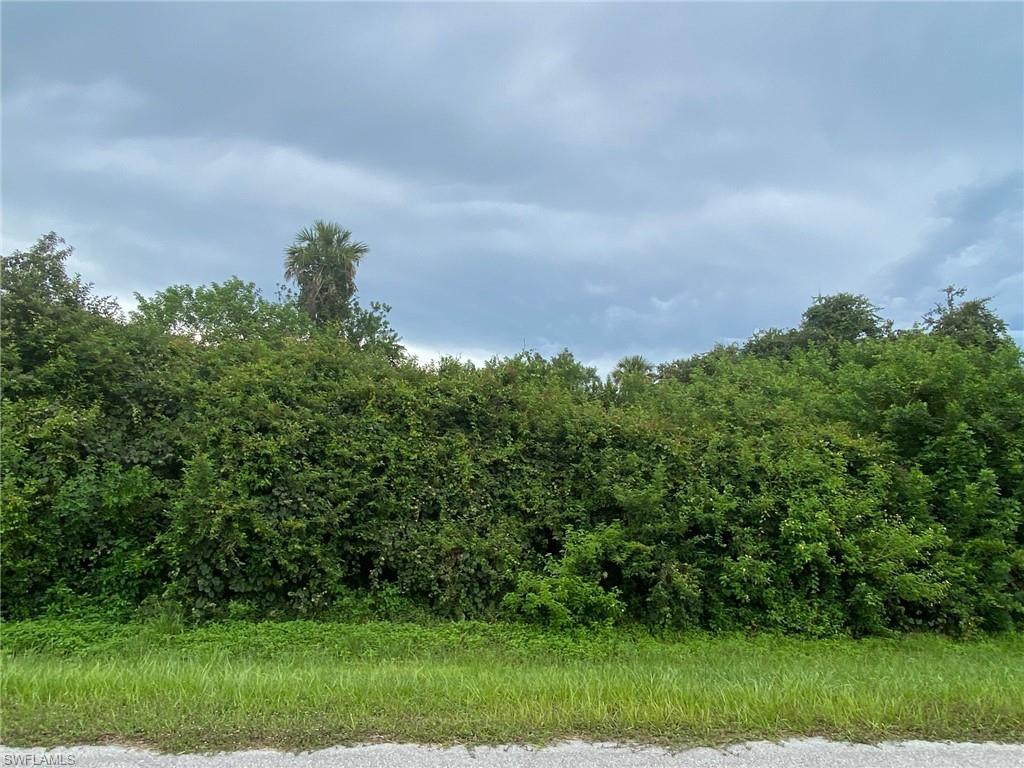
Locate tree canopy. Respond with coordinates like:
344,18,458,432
284,220,368,325
2,230,1021,636
925,285,1011,351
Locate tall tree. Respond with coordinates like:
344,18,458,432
612,354,654,389
284,221,368,325
1,233,122,387
924,285,1010,351
800,292,888,344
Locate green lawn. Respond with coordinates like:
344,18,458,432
2,619,1022,751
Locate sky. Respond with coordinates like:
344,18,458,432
3,2,1022,371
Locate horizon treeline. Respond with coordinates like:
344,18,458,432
2,227,1022,635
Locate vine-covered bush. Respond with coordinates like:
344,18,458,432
3,235,1022,634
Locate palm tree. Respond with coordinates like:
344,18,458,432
612,355,654,388
284,221,368,324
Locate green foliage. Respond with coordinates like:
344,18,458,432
800,292,888,344
502,571,624,628
743,293,888,359
132,279,312,345
284,220,367,325
924,285,1011,351
3,233,1022,635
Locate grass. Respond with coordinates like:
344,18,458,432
2,618,1022,751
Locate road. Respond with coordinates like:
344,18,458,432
3,740,1023,768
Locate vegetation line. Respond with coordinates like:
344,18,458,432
2,227,1022,635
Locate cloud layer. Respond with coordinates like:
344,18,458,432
3,3,1021,368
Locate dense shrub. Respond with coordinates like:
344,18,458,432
2,234,1022,634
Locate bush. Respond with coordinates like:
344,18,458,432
502,572,625,629
3,236,1022,635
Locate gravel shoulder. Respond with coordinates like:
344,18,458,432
3,740,1023,768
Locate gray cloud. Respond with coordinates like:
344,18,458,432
3,2,1021,370
880,172,1023,330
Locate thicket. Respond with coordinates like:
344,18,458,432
2,231,1022,635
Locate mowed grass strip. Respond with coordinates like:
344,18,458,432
2,620,1022,751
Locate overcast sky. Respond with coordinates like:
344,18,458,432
3,2,1022,370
